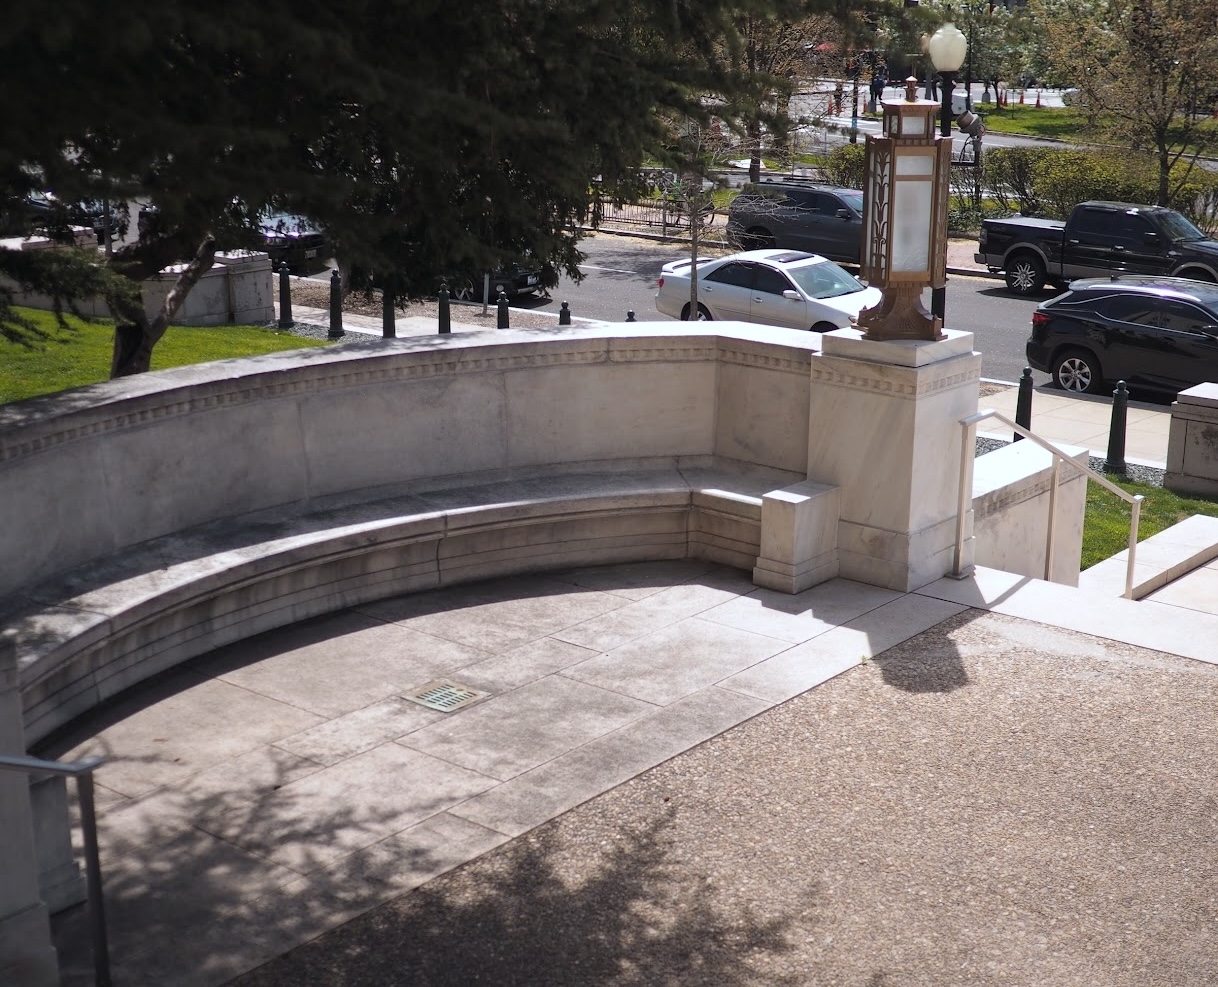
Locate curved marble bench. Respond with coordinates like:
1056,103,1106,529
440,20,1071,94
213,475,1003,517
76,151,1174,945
9,458,810,745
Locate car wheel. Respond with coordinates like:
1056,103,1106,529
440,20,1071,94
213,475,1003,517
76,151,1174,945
741,227,775,250
1005,254,1047,295
1176,268,1216,283
680,303,712,321
450,279,476,302
1052,348,1103,394
811,321,839,333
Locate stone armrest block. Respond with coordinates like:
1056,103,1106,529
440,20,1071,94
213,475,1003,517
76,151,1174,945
7,461,793,745
753,480,841,594
1077,513,1218,600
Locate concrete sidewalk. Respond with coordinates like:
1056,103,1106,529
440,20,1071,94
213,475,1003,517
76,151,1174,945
977,384,1171,469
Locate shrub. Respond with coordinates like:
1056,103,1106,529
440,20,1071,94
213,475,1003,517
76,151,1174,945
821,143,866,189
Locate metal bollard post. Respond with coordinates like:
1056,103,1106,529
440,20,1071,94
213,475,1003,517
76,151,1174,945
626,309,636,322
559,300,571,326
496,287,509,329
1014,366,1033,442
382,283,396,338
277,264,294,329
438,283,451,335
328,269,345,339
1105,380,1129,474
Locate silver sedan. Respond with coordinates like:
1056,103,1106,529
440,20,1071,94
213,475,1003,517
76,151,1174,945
654,248,881,331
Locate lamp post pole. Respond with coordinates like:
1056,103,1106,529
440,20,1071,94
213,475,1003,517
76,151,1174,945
932,68,955,325
926,22,967,330
850,62,860,144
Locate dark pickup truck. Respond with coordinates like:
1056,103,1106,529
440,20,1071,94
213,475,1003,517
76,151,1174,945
975,200,1218,295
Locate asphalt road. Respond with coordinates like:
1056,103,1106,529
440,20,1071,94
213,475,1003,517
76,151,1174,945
516,233,1050,385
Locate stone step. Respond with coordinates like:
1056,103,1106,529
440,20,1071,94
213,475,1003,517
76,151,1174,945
1076,514,1218,600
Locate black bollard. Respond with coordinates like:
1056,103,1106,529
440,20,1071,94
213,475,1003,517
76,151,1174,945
496,287,509,329
626,309,636,323
277,264,294,329
1105,380,1129,474
1014,366,1033,442
438,283,451,335
559,300,571,326
328,269,345,339
382,282,396,338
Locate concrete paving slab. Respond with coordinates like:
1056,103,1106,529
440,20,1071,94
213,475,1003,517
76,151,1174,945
196,611,490,719
554,558,721,599
396,675,658,781
446,637,600,693
720,594,968,704
1144,563,1218,612
552,579,752,652
197,742,497,874
561,616,791,705
697,577,904,644
274,696,444,766
917,566,1218,666
357,575,631,652
449,686,770,838
62,675,323,799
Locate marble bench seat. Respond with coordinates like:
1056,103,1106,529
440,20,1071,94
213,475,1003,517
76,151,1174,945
9,458,806,745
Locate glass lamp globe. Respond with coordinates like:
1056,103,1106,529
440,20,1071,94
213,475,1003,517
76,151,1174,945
927,23,967,73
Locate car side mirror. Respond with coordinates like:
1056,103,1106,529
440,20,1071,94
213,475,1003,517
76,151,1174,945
836,208,851,219
782,290,802,301
1143,231,1160,245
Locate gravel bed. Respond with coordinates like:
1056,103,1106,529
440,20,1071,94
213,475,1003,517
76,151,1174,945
976,435,1164,486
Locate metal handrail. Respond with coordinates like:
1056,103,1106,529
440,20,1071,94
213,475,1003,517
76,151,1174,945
953,408,1145,599
0,753,110,987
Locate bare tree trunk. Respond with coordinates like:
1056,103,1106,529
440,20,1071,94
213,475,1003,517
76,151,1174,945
748,119,763,184
688,185,700,320
110,235,218,377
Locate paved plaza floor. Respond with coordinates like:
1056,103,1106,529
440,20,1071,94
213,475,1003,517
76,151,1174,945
46,557,1218,985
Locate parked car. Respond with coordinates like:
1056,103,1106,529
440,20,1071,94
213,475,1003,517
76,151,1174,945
726,180,864,265
447,263,544,302
1026,276,1218,395
0,190,124,244
259,213,328,272
976,200,1218,296
654,248,881,331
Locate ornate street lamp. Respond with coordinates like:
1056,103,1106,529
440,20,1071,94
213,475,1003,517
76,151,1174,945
856,77,953,342
926,23,967,326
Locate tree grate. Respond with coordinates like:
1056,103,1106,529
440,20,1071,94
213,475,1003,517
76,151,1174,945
402,680,490,712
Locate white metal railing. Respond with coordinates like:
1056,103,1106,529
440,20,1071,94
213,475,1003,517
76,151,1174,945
953,408,1145,599
0,752,110,986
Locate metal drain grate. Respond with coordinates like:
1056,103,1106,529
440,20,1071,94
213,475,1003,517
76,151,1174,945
402,679,490,712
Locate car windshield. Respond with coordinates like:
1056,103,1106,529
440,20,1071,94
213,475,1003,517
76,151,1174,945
1155,210,1207,241
786,260,864,299
840,192,863,213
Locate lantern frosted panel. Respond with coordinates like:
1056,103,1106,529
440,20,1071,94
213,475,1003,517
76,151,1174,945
892,179,932,272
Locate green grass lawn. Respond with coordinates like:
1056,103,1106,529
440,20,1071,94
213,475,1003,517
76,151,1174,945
1082,472,1218,569
0,307,329,405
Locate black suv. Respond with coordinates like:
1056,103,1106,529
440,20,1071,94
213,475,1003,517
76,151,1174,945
726,180,863,265
1027,276,1218,395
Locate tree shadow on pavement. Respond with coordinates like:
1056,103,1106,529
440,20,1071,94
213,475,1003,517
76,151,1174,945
229,808,802,987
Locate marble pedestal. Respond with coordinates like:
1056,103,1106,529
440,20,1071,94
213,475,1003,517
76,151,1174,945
807,328,981,592
0,632,59,987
